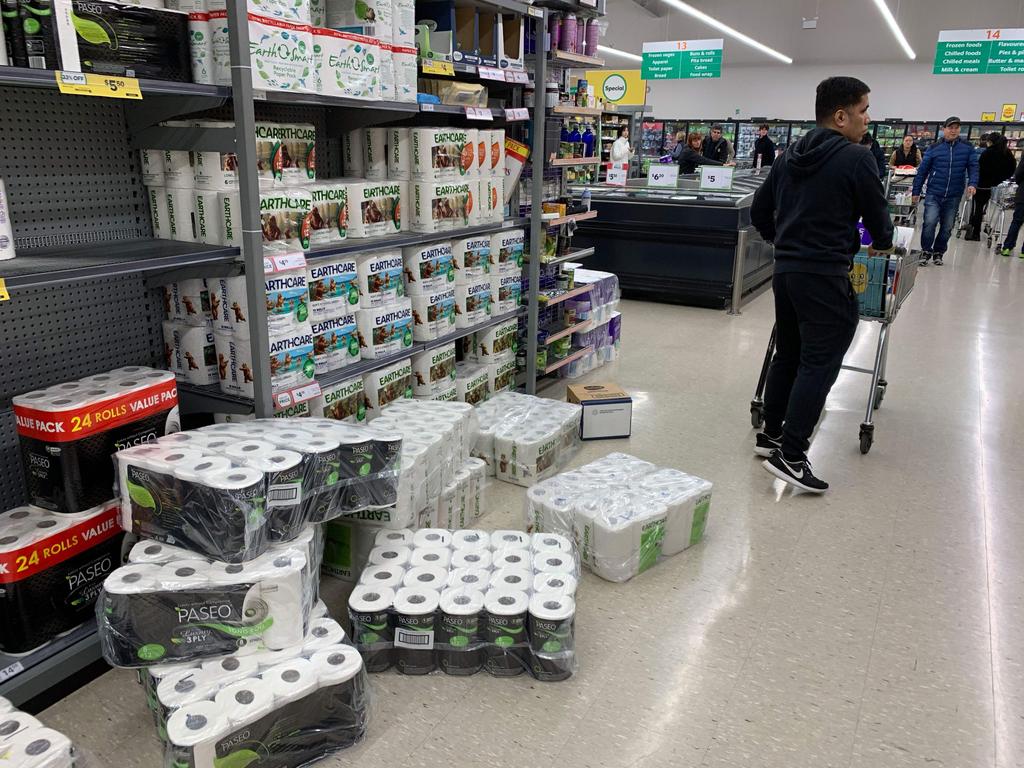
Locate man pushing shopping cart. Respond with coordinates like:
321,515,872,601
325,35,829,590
749,76,894,494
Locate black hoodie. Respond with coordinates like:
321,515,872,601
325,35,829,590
751,127,894,276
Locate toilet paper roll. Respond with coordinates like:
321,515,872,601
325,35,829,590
531,532,573,555
412,528,451,549
402,565,448,591
176,325,218,385
409,547,452,570
343,129,364,176
0,726,73,767
490,567,533,592
129,540,191,564
157,667,219,711
147,185,170,240
533,572,578,596
388,127,411,180
193,189,224,245
161,560,213,589
533,551,575,575
446,567,490,591
374,529,413,547
223,440,277,463
166,187,198,243
451,549,493,571
265,657,319,705
0,711,43,739
141,148,165,186
166,699,230,749
363,127,388,180
200,654,259,683
482,589,529,677
492,548,531,571
348,585,395,672
393,587,439,675
302,617,346,651
490,530,529,550
104,563,162,594
309,645,364,688
452,529,490,551
528,593,576,682
214,678,276,727
367,546,411,569
437,587,484,676
188,11,213,84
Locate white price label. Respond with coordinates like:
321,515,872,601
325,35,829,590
606,164,628,187
528,6,543,17
252,89,267,101
0,660,24,684
647,164,679,187
504,107,529,121
290,382,322,404
466,106,492,120
421,102,435,111
264,252,307,274
478,66,505,81
699,165,735,191
508,70,531,84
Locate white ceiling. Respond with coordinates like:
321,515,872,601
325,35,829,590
605,0,1024,66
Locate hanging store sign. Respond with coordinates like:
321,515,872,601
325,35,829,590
1001,103,1018,121
585,70,645,104
641,39,723,80
981,112,997,122
933,29,1024,74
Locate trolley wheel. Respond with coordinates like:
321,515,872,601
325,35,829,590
750,401,765,429
859,423,874,454
873,383,886,410
987,236,993,248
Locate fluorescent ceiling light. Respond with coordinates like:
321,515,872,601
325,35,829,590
659,0,793,64
597,45,643,62
869,0,916,59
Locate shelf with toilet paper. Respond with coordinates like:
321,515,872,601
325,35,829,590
304,218,529,259
547,50,606,69
544,246,595,266
538,281,593,306
0,65,232,101
542,344,594,375
539,318,592,345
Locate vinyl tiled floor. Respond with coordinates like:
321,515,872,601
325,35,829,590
42,237,1024,767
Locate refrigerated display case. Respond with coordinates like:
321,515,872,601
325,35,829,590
567,171,774,309
907,123,940,152
1002,124,1024,160
873,122,908,156
640,119,666,176
788,122,815,149
735,121,790,168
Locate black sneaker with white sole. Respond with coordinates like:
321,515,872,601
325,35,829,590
933,254,944,265
754,432,782,457
918,251,930,266
762,452,829,493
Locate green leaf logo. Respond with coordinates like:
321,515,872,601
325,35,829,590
137,643,166,661
359,462,371,476
127,481,156,510
72,13,112,46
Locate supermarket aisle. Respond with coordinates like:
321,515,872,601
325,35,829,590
41,237,1024,768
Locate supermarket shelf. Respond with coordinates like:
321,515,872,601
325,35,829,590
550,157,602,167
0,239,240,291
535,0,605,15
419,307,526,352
257,89,419,113
542,345,594,375
539,282,594,306
546,247,595,266
541,319,591,344
552,105,604,117
544,210,598,227
177,383,256,416
548,50,606,68
306,219,528,260
0,66,231,99
0,622,100,706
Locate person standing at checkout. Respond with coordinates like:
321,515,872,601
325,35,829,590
750,76,894,493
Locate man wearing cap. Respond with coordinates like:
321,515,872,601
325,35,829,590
702,124,733,164
911,117,979,266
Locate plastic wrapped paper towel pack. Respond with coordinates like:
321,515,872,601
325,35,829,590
348,527,578,681
523,452,712,583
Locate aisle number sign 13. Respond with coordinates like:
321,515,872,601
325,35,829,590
699,165,734,191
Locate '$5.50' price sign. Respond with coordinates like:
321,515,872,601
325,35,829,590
55,71,143,99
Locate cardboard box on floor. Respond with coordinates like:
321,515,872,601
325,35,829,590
567,383,632,440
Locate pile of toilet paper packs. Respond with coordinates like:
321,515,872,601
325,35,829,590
524,453,713,583
0,695,95,768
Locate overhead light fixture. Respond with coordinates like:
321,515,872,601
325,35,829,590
659,0,794,64
869,0,916,59
597,44,643,62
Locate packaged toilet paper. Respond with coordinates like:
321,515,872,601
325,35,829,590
455,277,493,328
388,127,411,180
356,299,414,359
392,44,417,102
453,235,491,283
363,127,388,180
249,0,310,23
308,181,348,247
141,148,165,186
469,315,518,361
348,180,405,238
167,322,219,385
356,250,405,309
342,130,364,176
268,326,316,392
403,240,455,296
411,287,457,341
391,0,414,47
347,526,578,680
310,374,367,422
487,129,506,174
492,272,522,315
307,256,359,320
324,0,392,40
311,313,359,374
13,368,178,514
412,180,474,233
193,120,238,190
147,185,170,239
491,228,525,274
255,122,316,185
482,174,504,222
218,191,240,247
411,344,456,396
165,187,198,243
363,358,413,416
261,189,314,249
207,9,233,86
455,363,489,405
412,127,472,181
487,357,518,395
247,13,313,93
192,190,223,245
312,27,381,100
0,705,79,766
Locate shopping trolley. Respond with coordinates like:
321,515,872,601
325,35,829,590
749,249,918,454
954,194,974,239
885,169,918,227
986,181,1018,250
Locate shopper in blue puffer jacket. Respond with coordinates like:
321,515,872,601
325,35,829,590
912,116,979,265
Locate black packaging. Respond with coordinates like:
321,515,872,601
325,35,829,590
527,593,576,682
18,0,58,69
483,589,529,677
393,588,438,675
3,0,28,66
437,588,484,676
347,584,395,672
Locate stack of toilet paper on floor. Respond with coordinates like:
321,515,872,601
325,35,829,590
524,453,713,583
472,392,582,486
348,527,579,681
12,367,179,514
322,400,486,580
114,418,401,562
97,528,322,667
0,696,90,767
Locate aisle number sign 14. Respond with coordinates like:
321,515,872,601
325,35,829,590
933,29,1024,74
642,39,723,80
699,165,734,192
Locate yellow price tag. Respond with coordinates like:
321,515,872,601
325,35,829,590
55,71,143,100
421,59,455,76
0,278,9,302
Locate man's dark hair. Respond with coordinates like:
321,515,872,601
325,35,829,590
815,76,870,125
759,123,770,131
617,125,627,138
711,123,723,131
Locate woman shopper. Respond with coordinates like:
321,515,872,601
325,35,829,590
889,134,922,168
673,132,725,174
610,125,632,166
968,133,1016,240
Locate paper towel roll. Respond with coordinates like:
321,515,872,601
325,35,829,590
446,567,490,591
309,645,364,688
451,549,493,570
490,530,529,550
409,547,452,570
393,587,439,675
265,657,318,704
402,565,448,591
452,529,490,551
533,572,578,596
490,567,533,592
482,589,529,677
412,529,451,549
214,678,276,727
374,529,413,547
367,546,411,569
166,700,229,749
